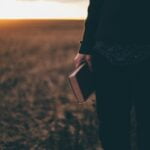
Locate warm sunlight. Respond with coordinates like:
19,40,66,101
0,0,88,19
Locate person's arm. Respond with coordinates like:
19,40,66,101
78,0,103,54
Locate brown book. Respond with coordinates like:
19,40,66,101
68,62,95,104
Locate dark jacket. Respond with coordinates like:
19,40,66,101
79,0,150,54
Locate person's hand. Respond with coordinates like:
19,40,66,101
73,52,93,71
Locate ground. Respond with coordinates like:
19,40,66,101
0,19,102,150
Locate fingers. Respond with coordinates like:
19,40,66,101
73,53,86,68
73,53,93,72
74,60,84,68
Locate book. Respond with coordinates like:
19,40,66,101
68,62,95,104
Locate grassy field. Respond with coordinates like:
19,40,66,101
0,19,138,150
0,19,102,150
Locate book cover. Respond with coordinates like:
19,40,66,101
68,62,95,103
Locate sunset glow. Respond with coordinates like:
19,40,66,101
0,0,88,19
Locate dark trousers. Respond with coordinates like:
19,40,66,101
91,53,150,150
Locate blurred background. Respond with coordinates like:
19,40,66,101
0,0,103,149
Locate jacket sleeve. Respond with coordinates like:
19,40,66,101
78,0,103,54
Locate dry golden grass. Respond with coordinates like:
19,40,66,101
0,19,102,150
0,19,138,150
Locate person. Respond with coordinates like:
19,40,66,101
73,0,150,150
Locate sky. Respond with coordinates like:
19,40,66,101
0,0,89,19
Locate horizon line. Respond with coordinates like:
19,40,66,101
0,18,85,20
